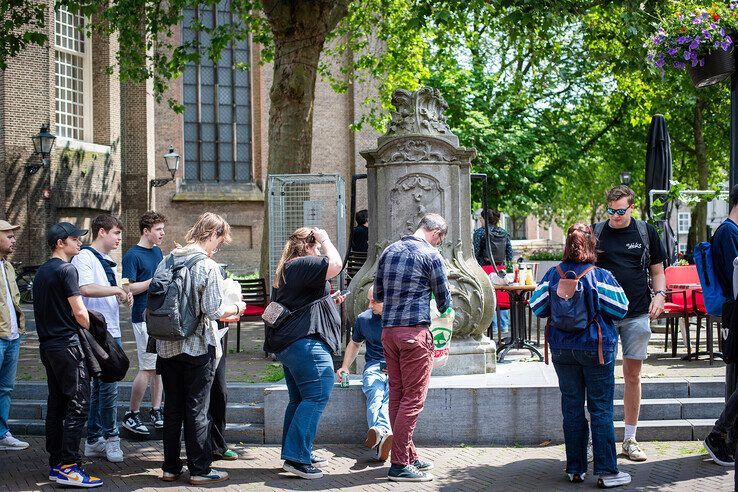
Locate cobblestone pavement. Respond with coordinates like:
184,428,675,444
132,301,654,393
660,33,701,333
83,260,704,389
0,438,733,491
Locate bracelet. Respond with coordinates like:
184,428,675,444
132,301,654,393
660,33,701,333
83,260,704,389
654,290,666,298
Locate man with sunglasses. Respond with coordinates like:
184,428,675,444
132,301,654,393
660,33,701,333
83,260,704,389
594,185,666,462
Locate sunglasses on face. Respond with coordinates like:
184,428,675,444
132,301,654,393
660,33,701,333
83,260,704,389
306,232,317,244
606,207,630,216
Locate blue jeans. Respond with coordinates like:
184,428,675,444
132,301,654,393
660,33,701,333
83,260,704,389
362,363,390,432
87,337,121,443
490,309,510,334
552,348,618,476
0,337,21,439
276,337,334,464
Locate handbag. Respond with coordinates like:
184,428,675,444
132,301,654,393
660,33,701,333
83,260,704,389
262,301,292,329
262,294,333,330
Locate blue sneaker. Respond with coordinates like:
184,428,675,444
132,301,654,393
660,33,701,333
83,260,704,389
55,464,104,488
48,465,63,482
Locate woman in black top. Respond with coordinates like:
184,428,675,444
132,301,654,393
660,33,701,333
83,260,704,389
265,227,345,479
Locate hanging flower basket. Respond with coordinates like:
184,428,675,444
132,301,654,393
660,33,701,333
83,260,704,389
647,2,738,85
689,43,735,87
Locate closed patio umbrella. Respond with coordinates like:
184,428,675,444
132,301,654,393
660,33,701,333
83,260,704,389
645,114,676,265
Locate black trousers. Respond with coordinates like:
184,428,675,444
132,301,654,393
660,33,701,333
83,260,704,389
715,363,738,439
159,352,216,476
40,345,90,467
209,334,228,455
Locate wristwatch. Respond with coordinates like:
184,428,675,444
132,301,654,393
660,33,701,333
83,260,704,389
654,290,666,298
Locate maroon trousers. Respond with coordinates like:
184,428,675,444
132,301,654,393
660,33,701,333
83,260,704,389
381,325,433,466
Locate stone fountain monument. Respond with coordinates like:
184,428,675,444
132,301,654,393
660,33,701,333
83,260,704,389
347,87,497,375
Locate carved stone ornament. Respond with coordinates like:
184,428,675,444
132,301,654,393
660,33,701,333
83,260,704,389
389,173,444,236
380,139,454,164
381,88,459,146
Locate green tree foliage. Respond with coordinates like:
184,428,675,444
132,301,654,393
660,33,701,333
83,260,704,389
1,1,731,238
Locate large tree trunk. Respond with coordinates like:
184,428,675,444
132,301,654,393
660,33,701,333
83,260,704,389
689,98,709,248
259,0,349,281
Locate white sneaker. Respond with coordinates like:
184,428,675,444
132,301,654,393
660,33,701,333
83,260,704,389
597,471,631,488
0,432,29,450
622,437,647,461
105,436,124,463
84,437,106,458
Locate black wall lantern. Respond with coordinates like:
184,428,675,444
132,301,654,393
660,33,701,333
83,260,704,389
150,145,180,188
28,124,56,175
619,171,632,186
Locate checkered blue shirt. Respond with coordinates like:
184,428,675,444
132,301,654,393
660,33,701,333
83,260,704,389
373,235,452,328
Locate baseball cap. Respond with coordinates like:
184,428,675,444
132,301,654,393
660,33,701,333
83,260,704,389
47,222,88,248
0,220,20,232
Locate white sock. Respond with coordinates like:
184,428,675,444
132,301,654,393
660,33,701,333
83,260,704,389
624,424,637,441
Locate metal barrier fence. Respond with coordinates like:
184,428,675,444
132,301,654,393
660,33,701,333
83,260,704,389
267,174,346,290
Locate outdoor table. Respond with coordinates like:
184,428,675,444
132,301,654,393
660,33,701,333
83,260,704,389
493,284,543,363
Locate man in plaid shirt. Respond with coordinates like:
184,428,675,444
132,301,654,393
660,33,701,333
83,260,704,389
374,213,452,482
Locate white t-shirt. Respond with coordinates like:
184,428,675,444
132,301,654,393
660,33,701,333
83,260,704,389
72,248,121,337
0,261,18,340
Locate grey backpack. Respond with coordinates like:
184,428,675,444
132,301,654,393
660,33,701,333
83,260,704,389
146,253,207,341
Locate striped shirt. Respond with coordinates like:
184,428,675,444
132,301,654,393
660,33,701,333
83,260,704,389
530,262,628,352
374,235,452,328
156,245,227,359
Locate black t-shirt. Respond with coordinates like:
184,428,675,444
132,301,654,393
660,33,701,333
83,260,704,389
350,225,369,252
264,255,341,354
595,220,665,318
33,258,83,349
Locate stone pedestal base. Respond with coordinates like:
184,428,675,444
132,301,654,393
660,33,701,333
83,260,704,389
354,336,496,375
431,336,497,376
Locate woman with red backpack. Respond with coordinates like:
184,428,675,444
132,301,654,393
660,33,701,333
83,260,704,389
530,223,631,488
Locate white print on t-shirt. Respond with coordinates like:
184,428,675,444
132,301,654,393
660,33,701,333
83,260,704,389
626,242,643,250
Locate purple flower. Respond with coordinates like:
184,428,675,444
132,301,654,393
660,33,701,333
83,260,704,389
703,29,712,40
689,37,701,50
674,61,686,69
684,49,692,60
668,47,678,56
691,56,699,67
677,35,690,44
699,58,705,67
692,15,703,24
715,40,721,49
722,36,733,51
655,58,665,68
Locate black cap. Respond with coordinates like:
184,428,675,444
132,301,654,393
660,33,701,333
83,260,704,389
47,222,88,248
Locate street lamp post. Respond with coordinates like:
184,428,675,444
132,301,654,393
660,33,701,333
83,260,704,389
149,145,180,209
28,124,56,175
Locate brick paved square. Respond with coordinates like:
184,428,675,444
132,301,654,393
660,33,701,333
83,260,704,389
0,438,733,491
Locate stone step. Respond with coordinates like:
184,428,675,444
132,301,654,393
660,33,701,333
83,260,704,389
7,419,265,444
612,397,724,421
613,377,724,399
614,419,713,442
9,401,264,424
11,381,272,404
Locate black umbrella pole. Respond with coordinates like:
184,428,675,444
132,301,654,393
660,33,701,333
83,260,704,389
728,72,738,190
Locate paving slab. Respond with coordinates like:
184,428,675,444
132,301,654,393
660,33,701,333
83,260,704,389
0,437,732,491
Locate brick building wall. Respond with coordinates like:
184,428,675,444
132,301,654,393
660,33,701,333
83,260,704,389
150,33,380,275
1,1,123,267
